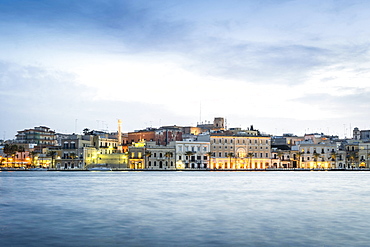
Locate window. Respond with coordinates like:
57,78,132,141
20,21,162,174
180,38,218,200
219,152,222,157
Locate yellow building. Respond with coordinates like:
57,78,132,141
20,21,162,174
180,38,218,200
206,134,271,169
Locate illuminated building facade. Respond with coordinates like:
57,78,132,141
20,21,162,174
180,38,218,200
145,141,175,170
128,142,145,169
297,140,337,169
56,134,93,169
199,133,271,169
175,140,210,169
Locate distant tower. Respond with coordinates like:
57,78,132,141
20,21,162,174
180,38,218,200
213,117,225,131
353,127,360,140
118,119,122,152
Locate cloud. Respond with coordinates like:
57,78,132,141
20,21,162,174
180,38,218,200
293,87,370,119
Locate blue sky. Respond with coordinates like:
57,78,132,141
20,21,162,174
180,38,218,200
1,0,370,139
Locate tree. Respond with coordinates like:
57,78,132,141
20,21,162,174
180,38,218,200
185,151,195,168
206,152,213,169
0,157,6,167
144,151,152,169
347,152,358,169
247,153,254,169
3,144,18,167
29,151,37,167
296,151,304,168
48,151,57,169
83,128,91,135
164,151,173,169
226,152,234,169
277,151,284,168
330,151,337,169
17,146,25,167
313,152,321,169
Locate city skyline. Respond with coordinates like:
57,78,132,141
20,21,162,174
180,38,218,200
1,1,370,139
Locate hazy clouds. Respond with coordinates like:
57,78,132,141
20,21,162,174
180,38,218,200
1,0,370,138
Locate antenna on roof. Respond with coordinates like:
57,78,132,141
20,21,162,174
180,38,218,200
199,101,202,124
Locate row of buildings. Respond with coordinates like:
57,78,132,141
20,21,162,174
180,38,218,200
1,118,370,170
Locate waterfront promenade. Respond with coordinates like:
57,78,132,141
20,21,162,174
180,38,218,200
1,167,369,172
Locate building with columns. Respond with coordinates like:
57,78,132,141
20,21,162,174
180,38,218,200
198,133,271,169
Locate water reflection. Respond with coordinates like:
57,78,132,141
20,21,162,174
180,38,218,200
1,171,370,246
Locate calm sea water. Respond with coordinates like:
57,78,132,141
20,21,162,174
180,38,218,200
1,171,370,246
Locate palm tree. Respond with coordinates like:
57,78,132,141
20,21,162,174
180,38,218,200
185,151,194,169
226,153,234,169
313,152,321,169
126,151,133,169
69,152,77,169
330,151,337,169
206,152,213,169
48,151,57,169
0,157,5,167
18,146,25,167
277,151,284,168
3,144,18,167
347,152,358,169
164,151,173,169
296,151,304,168
144,151,152,169
247,153,254,169
83,128,90,135
29,151,37,168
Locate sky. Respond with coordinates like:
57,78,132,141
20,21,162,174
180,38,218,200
1,0,370,139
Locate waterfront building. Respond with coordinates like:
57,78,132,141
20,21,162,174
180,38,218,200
128,142,146,169
296,139,337,169
144,141,176,170
358,142,370,168
353,127,370,141
272,134,304,148
55,134,93,169
128,126,182,146
198,132,271,169
197,117,225,132
15,126,57,151
271,148,293,168
174,140,210,169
